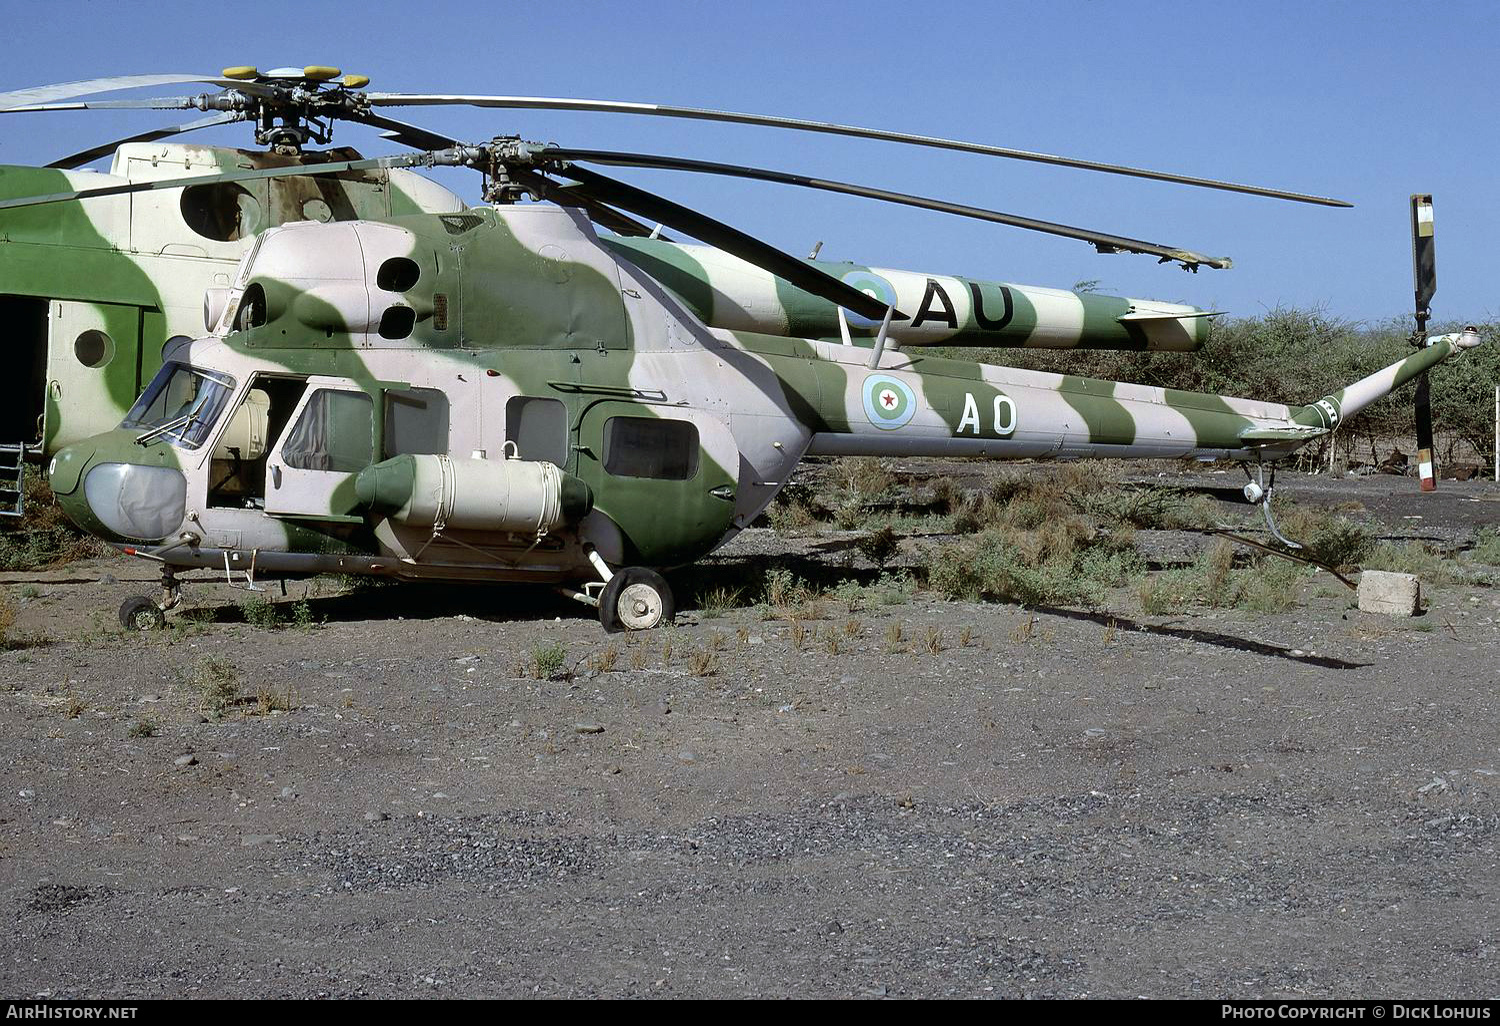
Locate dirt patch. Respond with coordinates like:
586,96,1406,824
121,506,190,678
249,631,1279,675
1,465,1497,997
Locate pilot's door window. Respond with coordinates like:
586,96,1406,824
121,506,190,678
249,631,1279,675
264,377,374,521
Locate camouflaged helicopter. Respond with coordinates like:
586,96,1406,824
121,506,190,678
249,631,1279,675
0,67,1482,631
0,65,1229,470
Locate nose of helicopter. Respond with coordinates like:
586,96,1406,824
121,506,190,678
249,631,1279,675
48,435,188,543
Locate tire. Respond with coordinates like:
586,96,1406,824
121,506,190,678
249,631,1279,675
118,595,166,632
598,567,674,633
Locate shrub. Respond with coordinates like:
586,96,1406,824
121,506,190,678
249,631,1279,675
190,657,240,717
856,525,900,568
530,642,567,680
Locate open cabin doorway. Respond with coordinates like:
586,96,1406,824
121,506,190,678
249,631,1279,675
0,296,48,446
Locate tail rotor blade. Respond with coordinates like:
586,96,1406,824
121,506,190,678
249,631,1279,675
1411,194,1438,493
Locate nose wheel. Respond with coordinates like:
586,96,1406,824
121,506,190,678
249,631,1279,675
599,567,675,633
118,595,167,631
117,565,182,632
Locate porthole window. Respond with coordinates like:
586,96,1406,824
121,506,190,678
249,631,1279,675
180,182,264,242
603,417,698,481
379,306,416,340
74,329,112,368
376,257,420,293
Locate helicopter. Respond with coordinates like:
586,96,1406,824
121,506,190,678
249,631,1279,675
0,65,1295,469
0,67,1481,631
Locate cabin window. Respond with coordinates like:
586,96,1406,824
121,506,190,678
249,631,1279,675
180,182,264,242
505,397,567,467
282,389,373,473
603,417,698,481
383,388,449,458
73,329,112,368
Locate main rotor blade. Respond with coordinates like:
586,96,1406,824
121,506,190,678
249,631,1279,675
366,92,1352,208
339,113,664,238
544,187,662,238
534,165,904,321
0,74,230,109
0,95,206,114
341,110,461,153
47,112,246,169
0,153,437,212
544,147,1229,270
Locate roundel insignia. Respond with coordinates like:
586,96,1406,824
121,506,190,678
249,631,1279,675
840,270,897,327
862,374,917,430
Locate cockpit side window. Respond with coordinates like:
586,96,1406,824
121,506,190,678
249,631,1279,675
120,363,236,450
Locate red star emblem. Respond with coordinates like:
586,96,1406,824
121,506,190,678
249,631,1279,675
881,390,897,408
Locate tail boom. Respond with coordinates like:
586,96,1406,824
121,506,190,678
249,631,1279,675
749,328,1481,462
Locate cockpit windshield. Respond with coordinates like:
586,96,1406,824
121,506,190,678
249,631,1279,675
121,363,236,449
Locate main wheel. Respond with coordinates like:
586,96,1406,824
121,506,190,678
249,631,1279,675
118,595,166,632
598,568,674,633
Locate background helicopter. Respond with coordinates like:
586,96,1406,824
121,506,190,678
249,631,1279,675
0,63,1348,487
0,76,1480,631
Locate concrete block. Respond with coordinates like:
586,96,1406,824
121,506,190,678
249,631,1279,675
1358,570,1422,617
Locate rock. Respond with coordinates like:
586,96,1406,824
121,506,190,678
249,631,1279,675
574,723,605,734
364,811,390,822
1358,570,1421,617
173,754,198,768
603,764,622,776
677,751,698,765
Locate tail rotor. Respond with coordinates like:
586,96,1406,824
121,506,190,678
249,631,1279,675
1410,194,1438,492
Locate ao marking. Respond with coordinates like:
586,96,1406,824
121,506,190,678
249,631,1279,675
956,391,1017,437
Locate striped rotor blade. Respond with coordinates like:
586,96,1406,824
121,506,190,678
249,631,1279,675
0,74,230,109
367,92,1352,207
544,147,1230,270
0,152,433,212
538,165,905,321
47,112,246,169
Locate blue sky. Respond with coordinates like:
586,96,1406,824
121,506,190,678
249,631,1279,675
1,0,1494,323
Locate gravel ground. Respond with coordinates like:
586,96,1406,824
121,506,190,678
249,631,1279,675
1,469,1497,999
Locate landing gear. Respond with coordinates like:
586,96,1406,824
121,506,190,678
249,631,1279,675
117,565,183,632
1240,462,1302,549
118,596,165,632
598,567,675,633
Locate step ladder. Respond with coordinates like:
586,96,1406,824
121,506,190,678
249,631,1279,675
0,443,29,518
